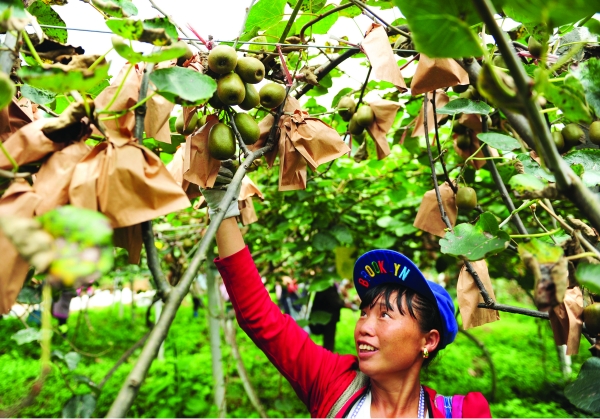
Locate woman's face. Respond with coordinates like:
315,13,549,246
354,292,429,381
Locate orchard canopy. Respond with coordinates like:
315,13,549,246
1,0,600,416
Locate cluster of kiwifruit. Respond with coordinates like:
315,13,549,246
176,45,288,161
552,121,600,152
336,96,375,136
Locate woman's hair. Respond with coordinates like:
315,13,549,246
359,283,443,367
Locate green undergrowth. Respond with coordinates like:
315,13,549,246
0,289,592,418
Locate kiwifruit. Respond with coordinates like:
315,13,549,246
238,83,260,110
584,303,600,336
235,57,265,84
209,91,225,109
452,120,468,135
528,36,543,58
208,45,238,74
259,83,286,109
232,113,260,145
456,134,471,150
589,121,600,145
0,72,15,110
562,123,584,148
349,114,365,136
217,73,246,106
208,123,236,160
175,112,198,135
552,131,565,152
355,105,375,127
452,84,470,94
456,187,477,210
197,114,208,129
338,96,356,121
492,55,507,69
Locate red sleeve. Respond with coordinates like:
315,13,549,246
215,246,357,415
462,392,492,418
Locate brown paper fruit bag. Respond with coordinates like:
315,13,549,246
412,91,450,139
365,99,402,160
549,287,583,355
182,114,221,189
166,143,201,200
410,55,469,95
413,183,457,237
362,23,407,92
34,141,91,215
457,260,500,329
278,128,307,191
0,119,66,170
113,224,143,265
69,137,190,227
0,180,42,314
0,98,34,142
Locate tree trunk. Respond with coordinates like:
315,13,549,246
206,264,227,417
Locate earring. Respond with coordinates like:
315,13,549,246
422,348,429,359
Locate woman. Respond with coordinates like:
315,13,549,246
208,190,491,418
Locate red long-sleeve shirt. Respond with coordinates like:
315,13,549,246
215,246,491,418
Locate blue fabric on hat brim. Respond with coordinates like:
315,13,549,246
353,249,458,350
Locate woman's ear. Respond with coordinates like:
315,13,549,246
425,329,441,353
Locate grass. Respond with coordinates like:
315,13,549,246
0,287,593,418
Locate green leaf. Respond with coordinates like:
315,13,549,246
112,36,188,64
264,21,296,43
18,64,110,94
331,225,353,244
339,0,362,17
150,67,217,106
508,173,548,193
28,1,67,43
371,234,396,249
565,357,600,414
392,0,483,58
502,0,598,27
17,286,42,304
0,74,15,110
309,310,332,325
436,99,492,115
106,18,144,39
519,238,563,264
516,153,555,182
245,0,286,33
11,328,43,345
296,4,339,35
0,0,27,18
575,263,600,294
439,212,510,261
563,149,600,187
288,0,326,12
20,84,56,105
38,206,113,247
331,87,353,108
142,18,178,44
62,394,97,418
106,18,177,45
312,232,339,251
64,352,82,371
91,0,137,17
477,132,521,151
572,58,600,118
541,74,592,124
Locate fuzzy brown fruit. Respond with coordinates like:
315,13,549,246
337,96,356,121
589,121,600,145
238,83,260,110
235,57,265,84
208,123,236,160
562,123,584,148
259,83,286,109
217,73,246,106
208,45,238,74
456,187,477,210
233,113,260,145
355,105,374,127
583,303,600,336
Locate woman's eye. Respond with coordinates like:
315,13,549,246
360,310,367,317
381,311,391,318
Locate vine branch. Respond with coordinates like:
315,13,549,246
477,302,549,319
472,0,600,233
423,94,494,306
